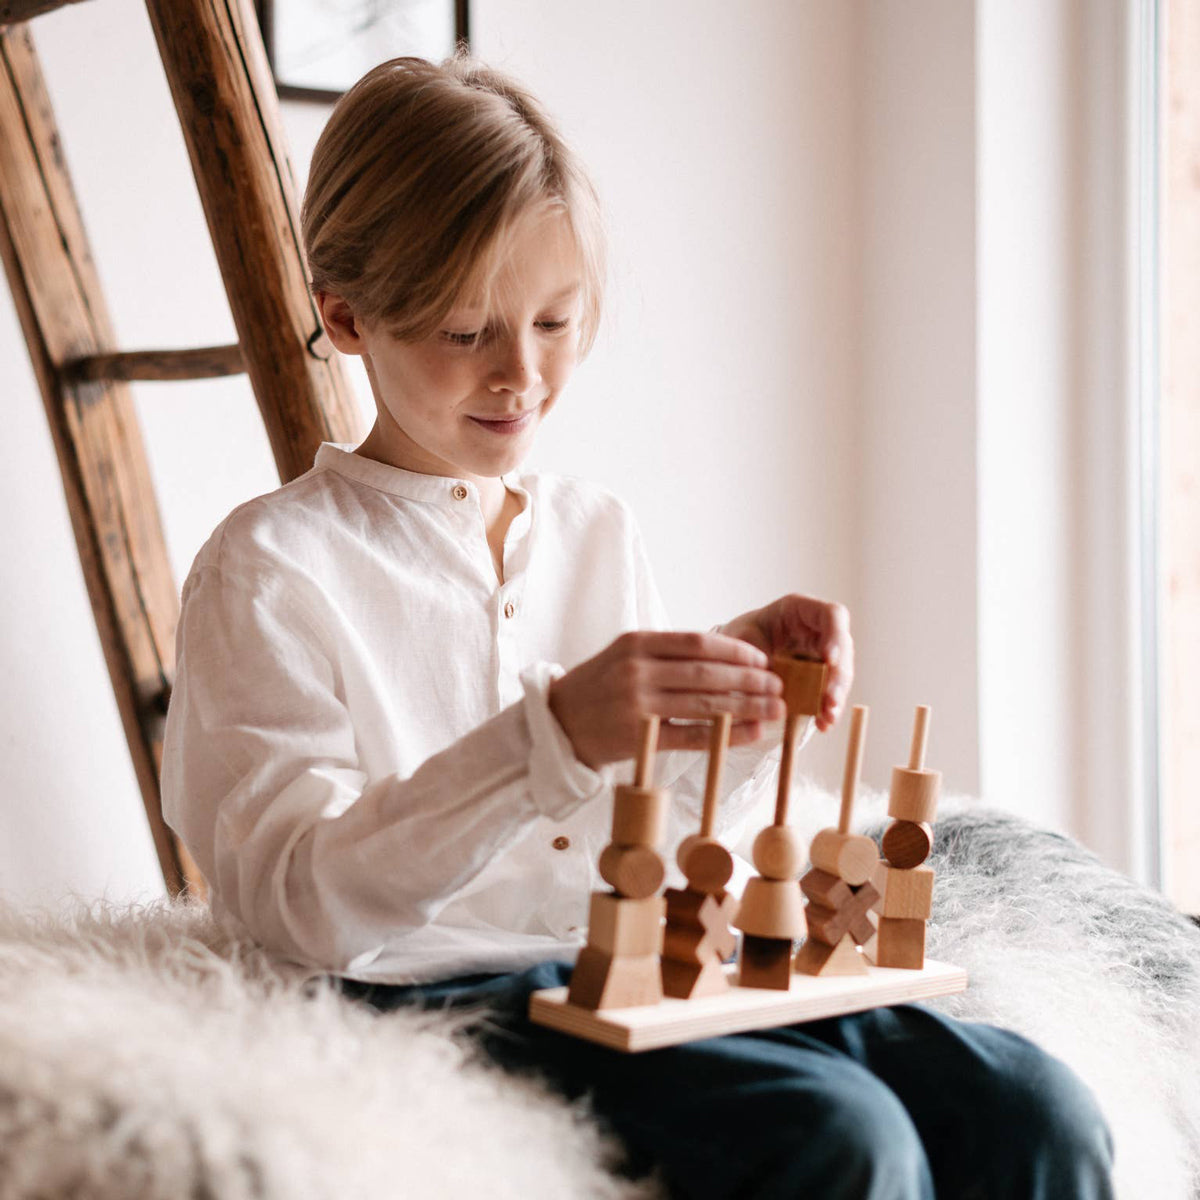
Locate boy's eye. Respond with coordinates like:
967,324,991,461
441,329,482,347
536,318,571,334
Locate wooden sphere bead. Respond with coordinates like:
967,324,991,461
732,876,806,939
770,654,827,717
751,824,805,880
808,828,879,886
598,843,665,899
611,785,667,846
882,820,934,868
680,837,735,892
888,767,941,824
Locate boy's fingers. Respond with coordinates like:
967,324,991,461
649,692,785,723
624,630,769,668
651,660,783,696
656,718,767,752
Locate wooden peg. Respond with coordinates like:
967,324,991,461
773,711,802,826
909,705,931,770
838,705,868,834
676,714,735,890
634,713,660,789
881,819,934,869
700,713,731,838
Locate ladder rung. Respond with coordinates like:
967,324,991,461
66,343,245,383
0,0,90,24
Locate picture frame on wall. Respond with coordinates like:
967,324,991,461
256,1,471,103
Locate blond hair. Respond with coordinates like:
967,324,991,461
302,55,605,354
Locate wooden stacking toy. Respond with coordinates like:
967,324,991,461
870,705,942,969
733,655,826,990
795,705,881,976
568,715,668,1010
661,713,739,999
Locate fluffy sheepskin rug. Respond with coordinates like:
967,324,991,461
1,799,1198,1200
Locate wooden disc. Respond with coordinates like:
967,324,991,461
888,767,941,824
881,820,934,868
808,828,879,886
680,837,734,892
598,843,665,899
751,824,804,880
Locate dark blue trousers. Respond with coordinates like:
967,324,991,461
339,961,1114,1200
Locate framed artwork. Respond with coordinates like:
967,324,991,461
257,0,471,103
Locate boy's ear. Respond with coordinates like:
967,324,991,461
315,291,369,355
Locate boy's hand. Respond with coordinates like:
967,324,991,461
547,631,786,770
718,595,853,733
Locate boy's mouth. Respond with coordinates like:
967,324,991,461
468,409,538,436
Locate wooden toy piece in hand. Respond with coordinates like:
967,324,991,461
770,653,828,718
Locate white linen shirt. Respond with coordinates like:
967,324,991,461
162,443,785,984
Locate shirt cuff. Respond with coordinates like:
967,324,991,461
521,662,608,821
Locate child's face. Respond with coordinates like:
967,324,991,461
335,209,584,486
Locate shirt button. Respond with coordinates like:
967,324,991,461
451,484,468,501
552,836,570,851
503,599,517,620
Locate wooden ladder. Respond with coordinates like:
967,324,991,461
0,0,364,896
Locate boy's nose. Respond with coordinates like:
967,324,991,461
488,333,541,396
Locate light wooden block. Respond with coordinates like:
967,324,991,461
679,837,735,892
531,959,969,1052
800,867,851,909
871,864,935,919
737,934,794,990
663,889,737,962
794,934,869,977
587,892,665,956
882,820,933,869
875,917,927,969
611,785,667,845
770,654,827,716
809,828,879,886
567,947,663,1010
662,956,729,1000
734,876,806,939
598,843,665,899
888,768,941,824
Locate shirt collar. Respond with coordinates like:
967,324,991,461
313,443,525,509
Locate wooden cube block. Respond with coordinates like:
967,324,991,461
587,892,665,956
888,767,941,824
770,654,827,716
881,820,934,869
871,864,935,919
794,934,869,977
567,948,663,1010
737,934,794,990
874,917,927,969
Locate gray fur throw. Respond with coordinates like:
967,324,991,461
0,803,1197,1199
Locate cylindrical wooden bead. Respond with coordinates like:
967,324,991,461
770,654,827,717
751,824,805,880
598,843,665,899
610,785,667,846
881,820,934,868
680,837,735,892
808,828,879,886
732,876,806,939
888,767,941,824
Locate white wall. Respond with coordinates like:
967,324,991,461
0,0,1144,909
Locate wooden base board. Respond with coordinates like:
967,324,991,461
529,959,967,1053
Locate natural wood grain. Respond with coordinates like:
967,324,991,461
143,0,361,484
66,344,244,382
0,0,89,23
0,26,198,896
532,960,968,1052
